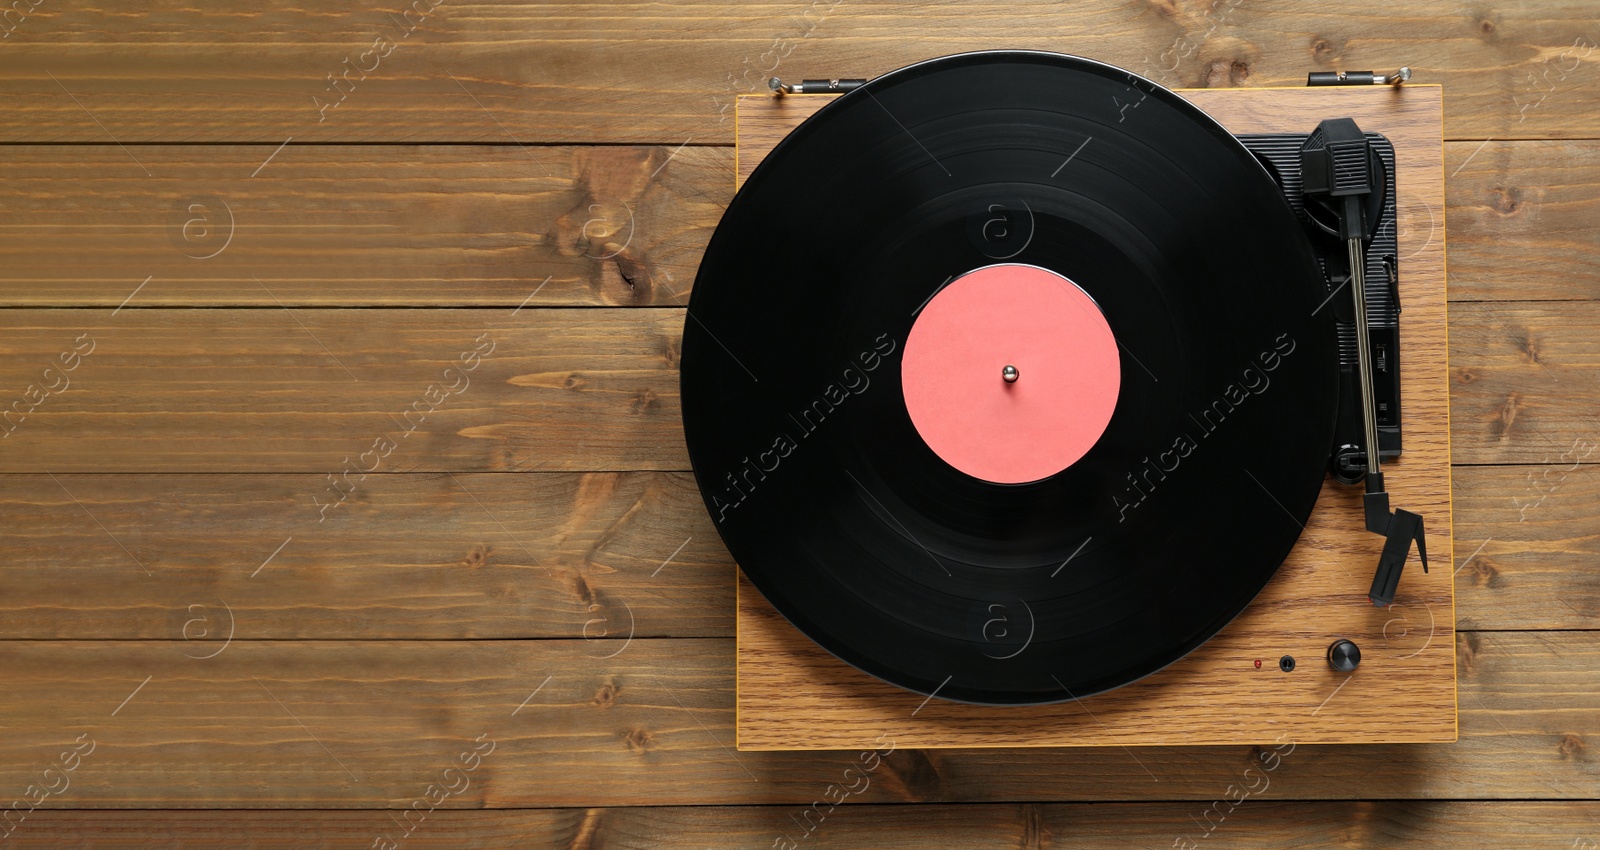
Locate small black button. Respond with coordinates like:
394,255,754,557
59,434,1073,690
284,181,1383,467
1279,655,1296,672
1327,639,1361,672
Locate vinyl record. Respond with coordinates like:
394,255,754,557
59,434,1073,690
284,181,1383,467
681,50,1338,705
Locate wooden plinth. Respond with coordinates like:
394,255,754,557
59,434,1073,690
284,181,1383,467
734,85,1454,751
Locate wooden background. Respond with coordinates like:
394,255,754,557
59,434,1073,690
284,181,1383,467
0,1,1595,847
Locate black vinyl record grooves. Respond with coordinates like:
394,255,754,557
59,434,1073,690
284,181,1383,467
681,51,1339,705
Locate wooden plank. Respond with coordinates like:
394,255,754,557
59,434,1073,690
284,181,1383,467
1448,140,1600,303
0,632,1590,806
0,145,727,308
0,138,1591,308
3,3,1597,143
1450,301,1600,465
5,802,1600,848
0,472,725,640
1454,464,1600,631
0,464,1584,640
0,308,688,472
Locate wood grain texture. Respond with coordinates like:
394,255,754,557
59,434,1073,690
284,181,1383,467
1,2,1596,837
0,472,724,640
0,464,1584,640
736,84,1454,750
0,138,1593,308
1449,301,1600,464
0,145,725,308
0,308,686,472
1447,140,1600,303
1453,464,1600,631
0,632,1590,808
5,802,1600,848
3,2,1598,143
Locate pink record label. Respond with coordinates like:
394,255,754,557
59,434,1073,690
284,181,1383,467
901,263,1121,484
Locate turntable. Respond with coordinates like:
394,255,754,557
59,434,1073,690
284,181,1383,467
679,52,1453,749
